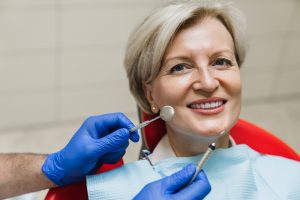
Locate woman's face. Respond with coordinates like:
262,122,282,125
145,17,241,139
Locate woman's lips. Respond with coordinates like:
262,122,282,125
187,98,226,115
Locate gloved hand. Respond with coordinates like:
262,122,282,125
134,164,211,200
42,113,139,186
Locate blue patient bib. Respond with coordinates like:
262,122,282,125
87,160,161,199
86,145,300,200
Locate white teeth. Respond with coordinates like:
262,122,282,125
212,102,216,107
190,101,223,109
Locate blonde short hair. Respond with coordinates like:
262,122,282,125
124,0,247,114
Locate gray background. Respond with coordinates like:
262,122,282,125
0,0,299,199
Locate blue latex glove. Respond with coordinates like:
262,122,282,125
134,164,211,200
42,113,139,186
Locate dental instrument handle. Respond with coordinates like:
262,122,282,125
188,143,216,184
129,115,161,133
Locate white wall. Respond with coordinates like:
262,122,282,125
0,0,163,130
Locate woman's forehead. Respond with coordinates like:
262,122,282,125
164,18,235,61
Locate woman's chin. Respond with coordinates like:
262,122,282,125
194,127,226,137
175,128,227,143
169,122,228,141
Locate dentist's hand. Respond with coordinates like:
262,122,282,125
42,113,139,186
134,164,211,200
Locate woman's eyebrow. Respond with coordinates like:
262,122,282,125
163,56,191,65
213,49,235,56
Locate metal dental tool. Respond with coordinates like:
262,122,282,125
142,149,154,167
188,142,216,184
129,105,175,133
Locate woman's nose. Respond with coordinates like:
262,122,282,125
191,69,219,93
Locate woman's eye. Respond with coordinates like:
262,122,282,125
170,64,187,74
213,58,232,68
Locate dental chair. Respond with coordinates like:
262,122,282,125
45,111,300,200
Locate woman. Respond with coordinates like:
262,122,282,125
87,1,300,199
124,0,246,161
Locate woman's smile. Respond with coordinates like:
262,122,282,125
187,97,227,115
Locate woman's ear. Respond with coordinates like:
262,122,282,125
143,83,153,103
143,83,159,114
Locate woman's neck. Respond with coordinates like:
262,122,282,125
167,130,230,157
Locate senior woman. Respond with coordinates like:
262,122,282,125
86,1,300,199
125,0,246,160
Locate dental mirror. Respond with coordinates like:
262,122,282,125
160,105,175,122
130,105,175,133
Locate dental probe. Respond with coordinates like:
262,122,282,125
129,105,175,133
188,143,216,184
